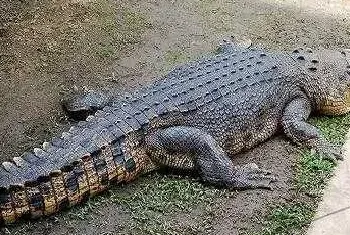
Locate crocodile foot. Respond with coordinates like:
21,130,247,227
311,139,343,163
232,163,276,189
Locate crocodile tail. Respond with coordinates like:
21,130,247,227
0,111,149,225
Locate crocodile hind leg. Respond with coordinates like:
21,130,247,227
145,126,275,189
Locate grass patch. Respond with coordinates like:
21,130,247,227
295,151,334,198
310,114,350,144
78,173,229,234
256,203,314,235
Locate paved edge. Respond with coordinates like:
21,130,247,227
307,132,350,235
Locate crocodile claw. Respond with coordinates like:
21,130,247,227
232,163,276,189
311,139,343,163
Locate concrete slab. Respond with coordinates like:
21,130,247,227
307,133,350,235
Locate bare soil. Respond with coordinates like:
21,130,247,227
1,0,350,234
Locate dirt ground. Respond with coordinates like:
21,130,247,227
1,0,350,234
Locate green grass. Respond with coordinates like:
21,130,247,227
255,113,350,235
310,114,350,144
75,174,229,234
295,151,334,198
256,203,315,235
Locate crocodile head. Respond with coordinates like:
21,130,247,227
299,48,350,116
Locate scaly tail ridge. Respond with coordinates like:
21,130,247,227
0,106,149,225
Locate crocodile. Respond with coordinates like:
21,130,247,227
1,40,350,225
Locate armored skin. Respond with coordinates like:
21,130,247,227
1,42,350,225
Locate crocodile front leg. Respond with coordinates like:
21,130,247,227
145,126,275,189
282,97,343,162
